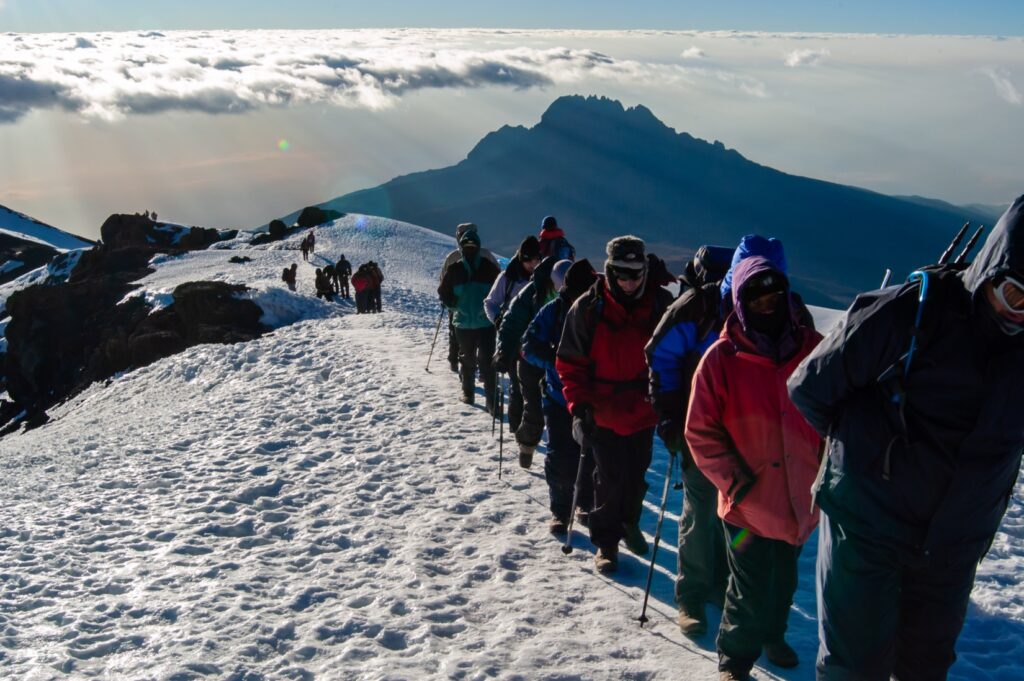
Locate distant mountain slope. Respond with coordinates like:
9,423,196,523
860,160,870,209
301,95,994,306
0,204,94,285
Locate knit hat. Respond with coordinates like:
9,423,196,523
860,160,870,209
605,235,646,270
518,235,541,261
459,229,481,252
455,222,478,240
562,259,597,298
551,259,573,291
541,216,558,231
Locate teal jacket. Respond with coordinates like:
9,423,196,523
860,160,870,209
439,252,501,329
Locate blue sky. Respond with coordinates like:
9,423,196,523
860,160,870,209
2,1,1023,35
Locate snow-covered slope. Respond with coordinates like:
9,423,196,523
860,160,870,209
0,215,1019,680
0,204,93,251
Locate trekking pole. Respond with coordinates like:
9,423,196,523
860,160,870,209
880,269,893,289
424,308,446,373
954,226,985,265
498,373,506,479
938,222,970,266
561,436,591,555
492,374,501,437
638,453,676,627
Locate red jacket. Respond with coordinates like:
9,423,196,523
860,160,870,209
685,315,824,545
557,276,672,435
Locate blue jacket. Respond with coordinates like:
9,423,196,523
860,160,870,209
522,295,570,407
720,234,788,308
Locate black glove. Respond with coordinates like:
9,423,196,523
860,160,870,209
727,466,756,506
656,417,685,454
492,350,511,374
571,403,596,444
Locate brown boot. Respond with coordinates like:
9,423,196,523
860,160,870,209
677,601,707,638
594,547,618,574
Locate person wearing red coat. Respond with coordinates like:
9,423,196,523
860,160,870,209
685,255,823,681
556,236,675,574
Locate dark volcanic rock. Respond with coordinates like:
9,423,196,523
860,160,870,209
0,233,59,285
296,206,343,228
1,215,267,433
99,213,236,251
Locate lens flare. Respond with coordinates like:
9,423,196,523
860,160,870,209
730,527,751,551
278,139,290,152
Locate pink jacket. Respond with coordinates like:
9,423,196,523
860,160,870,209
685,315,824,545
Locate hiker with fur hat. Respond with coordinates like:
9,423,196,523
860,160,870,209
538,216,576,262
523,259,598,534
439,226,501,411
787,195,1024,681
647,236,814,639
556,236,676,574
685,256,823,681
496,257,573,469
440,224,498,373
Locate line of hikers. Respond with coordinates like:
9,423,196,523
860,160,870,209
283,251,386,314
435,198,1024,681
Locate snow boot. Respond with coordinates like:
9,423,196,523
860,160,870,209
575,508,590,528
548,515,568,536
449,359,459,373
677,601,707,638
594,547,618,574
622,523,649,556
518,443,535,469
764,640,799,668
718,671,749,681
460,392,474,405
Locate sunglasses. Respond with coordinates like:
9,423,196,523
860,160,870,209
611,266,644,281
994,274,1024,313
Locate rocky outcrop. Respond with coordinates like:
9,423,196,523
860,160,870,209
0,214,266,434
0,234,59,285
296,206,343,229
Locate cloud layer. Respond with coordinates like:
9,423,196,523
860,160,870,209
785,48,830,67
0,29,747,123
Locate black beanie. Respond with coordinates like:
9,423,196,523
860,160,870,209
562,258,597,298
541,215,558,230
518,235,541,261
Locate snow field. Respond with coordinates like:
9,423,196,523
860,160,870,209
0,215,1019,680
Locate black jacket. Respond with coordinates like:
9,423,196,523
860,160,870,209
788,194,1024,556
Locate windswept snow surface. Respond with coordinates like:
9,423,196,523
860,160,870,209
0,215,1020,680
0,204,93,251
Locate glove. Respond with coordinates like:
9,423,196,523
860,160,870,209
656,417,685,454
571,403,596,445
492,350,511,374
727,465,756,506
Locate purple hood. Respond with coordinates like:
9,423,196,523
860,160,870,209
729,255,800,360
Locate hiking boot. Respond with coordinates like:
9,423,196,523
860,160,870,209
460,392,474,405
677,602,707,639
449,359,459,373
575,508,590,528
622,524,649,556
518,443,535,469
548,515,568,535
719,671,749,681
594,547,618,574
764,640,799,668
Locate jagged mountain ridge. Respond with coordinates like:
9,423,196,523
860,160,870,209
0,204,95,285
299,95,993,306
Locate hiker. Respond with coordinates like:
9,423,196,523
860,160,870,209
281,263,298,292
486,235,543,436
367,261,384,313
314,268,335,301
300,235,310,262
556,236,676,574
647,236,812,638
439,228,501,411
495,257,570,468
352,264,372,313
787,195,1024,681
685,256,823,681
441,224,499,374
323,263,336,294
523,259,597,534
307,229,315,255
335,254,352,298
538,215,576,261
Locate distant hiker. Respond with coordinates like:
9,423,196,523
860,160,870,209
787,195,1024,681
487,235,543,435
282,263,298,291
335,254,352,298
538,215,576,262
307,229,316,255
685,256,823,681
300,235,310,262
647,237,812,639
496,256,568,468
556,236,676,574
523,259,597,534
367,261,384,313
352,264,372,313
314,268,335,301
439,227,501,410
441,223,499,374
323,263,336,292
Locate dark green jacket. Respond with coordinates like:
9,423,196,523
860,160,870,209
439,252,500,329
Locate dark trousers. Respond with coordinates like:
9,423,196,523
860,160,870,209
338,275,349,298
372,287,382,312
544,400,594,520
355,290,370,313
718,522,801,675
506,357,524,434
676,449,729,608
816,513,981,681
455,326,496,404
588,426,654,551
516,359,546,448
447,313,459,368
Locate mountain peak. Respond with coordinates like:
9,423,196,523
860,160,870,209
538,95,672,137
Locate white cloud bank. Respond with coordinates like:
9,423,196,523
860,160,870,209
681,46,707,59
785,48,830,67
982,67,1022,105
0,29,766,124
